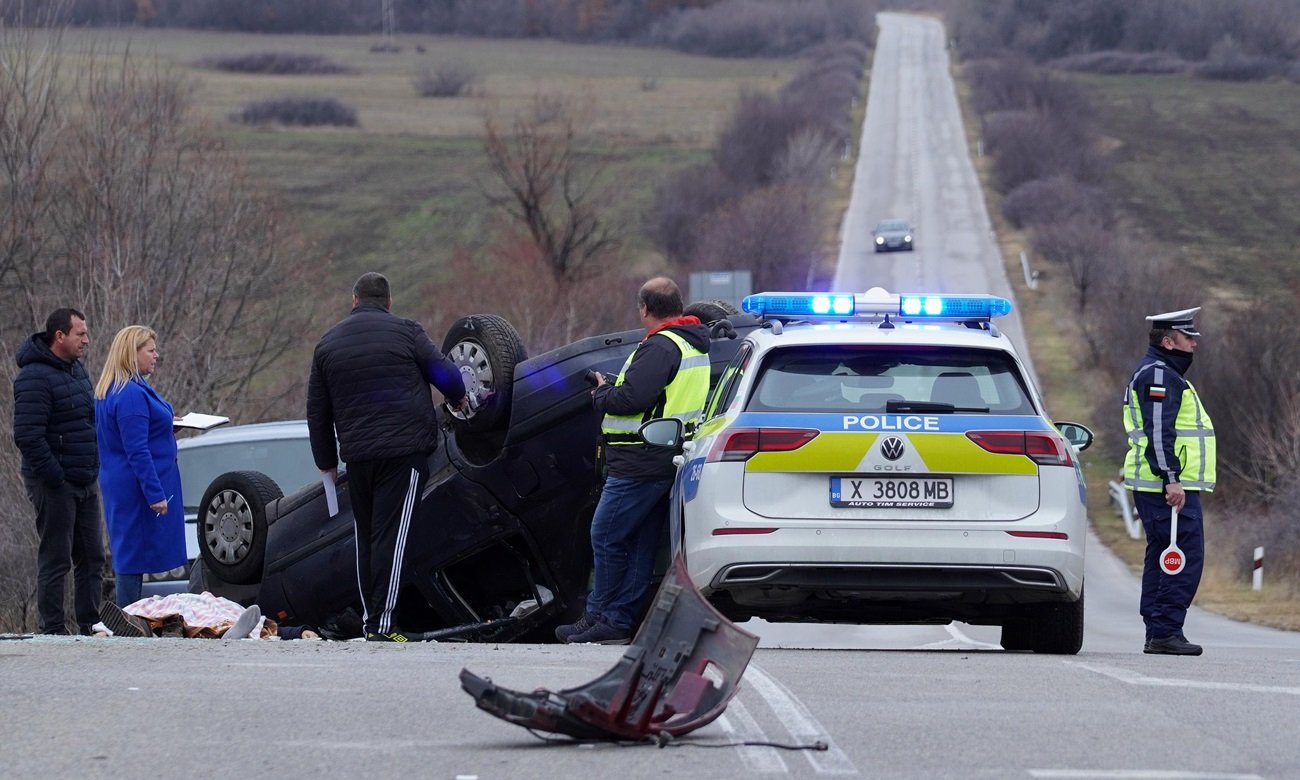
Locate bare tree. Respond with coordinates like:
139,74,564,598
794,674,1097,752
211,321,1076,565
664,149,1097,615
0,20,321,631
480,94,622,281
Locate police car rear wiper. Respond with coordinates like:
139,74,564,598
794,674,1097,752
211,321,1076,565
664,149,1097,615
886,400,989,414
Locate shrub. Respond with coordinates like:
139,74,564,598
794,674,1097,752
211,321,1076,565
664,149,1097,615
232,96,359,127
369,41,402,54
982,110,1107,191
197,51,353,75
1002,175,1113,229
650,0,874,58
645,164,740,265
1051,50,1189,75
413,64,478,98
691,183,821,291
1195,36,1284,81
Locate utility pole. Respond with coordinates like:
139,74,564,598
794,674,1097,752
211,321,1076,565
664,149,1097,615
381,0,395,39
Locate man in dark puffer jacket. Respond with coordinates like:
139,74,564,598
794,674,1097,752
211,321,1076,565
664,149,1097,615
13,308,105,635
307,273,468,642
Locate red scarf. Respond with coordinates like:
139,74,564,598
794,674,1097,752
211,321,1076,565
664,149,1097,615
643,315,701,342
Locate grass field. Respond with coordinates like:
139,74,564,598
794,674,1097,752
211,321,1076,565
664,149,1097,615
962,67,1300,631
56,29,799,312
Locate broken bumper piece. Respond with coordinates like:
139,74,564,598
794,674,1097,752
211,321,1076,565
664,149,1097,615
460,556,759,740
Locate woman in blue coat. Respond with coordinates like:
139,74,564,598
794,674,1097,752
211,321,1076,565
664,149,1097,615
95,325,186,607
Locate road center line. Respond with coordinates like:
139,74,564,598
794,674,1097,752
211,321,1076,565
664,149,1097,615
745,663,858,775
1070,662,1300,696
716,697,789,774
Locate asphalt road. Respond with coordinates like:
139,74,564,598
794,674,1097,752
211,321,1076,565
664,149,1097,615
3,12,1299,780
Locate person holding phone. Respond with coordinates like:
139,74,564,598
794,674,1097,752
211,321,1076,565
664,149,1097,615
95,325,187,608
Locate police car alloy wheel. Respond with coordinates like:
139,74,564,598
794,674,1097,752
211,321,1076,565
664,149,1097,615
678,288,1091,654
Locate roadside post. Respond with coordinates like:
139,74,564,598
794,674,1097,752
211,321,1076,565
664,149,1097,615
1253,546,1264,591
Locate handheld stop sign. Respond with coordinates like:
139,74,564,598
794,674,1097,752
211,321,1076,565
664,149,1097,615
1160,507,1186,575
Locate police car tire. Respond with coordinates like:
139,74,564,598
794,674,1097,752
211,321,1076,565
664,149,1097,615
198,470,284,585
442,314,526,434
1029,590,1085,655
1000,617,1034,652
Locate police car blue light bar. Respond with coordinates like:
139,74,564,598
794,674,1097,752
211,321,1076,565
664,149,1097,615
898,294,1012,319
743,293,855,317
741,288,1012,321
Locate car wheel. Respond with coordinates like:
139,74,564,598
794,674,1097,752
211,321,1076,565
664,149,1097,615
442,314,527,433
1029,589,1084,655
684,299,740,325
198,470,283,585
1000,616,1033,651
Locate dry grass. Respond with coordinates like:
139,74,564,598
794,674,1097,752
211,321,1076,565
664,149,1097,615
58,29,796,146
953,60,1300,633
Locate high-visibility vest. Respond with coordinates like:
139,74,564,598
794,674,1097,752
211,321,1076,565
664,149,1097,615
1123,366,1216,492
600,330,709,445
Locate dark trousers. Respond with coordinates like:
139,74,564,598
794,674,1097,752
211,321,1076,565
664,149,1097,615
1135,490,1205,640
347,453,428,635
23,477,106,635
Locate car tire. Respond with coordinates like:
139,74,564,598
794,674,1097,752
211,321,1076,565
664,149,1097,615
685,299,740,324
442,314,527,433
198,470,283,585
1029,590,1085,655
1000,616,1033,652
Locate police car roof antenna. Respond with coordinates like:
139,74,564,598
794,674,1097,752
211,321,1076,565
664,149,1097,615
878,313,895,330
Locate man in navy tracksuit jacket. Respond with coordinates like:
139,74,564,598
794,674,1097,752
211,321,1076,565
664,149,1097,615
12,308,105,635
307,273,467,641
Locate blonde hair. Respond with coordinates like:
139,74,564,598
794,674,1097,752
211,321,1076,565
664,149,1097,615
95,325,157,399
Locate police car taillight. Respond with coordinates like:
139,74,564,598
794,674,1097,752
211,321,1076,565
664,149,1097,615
965,431,1073,467
707,428,819,462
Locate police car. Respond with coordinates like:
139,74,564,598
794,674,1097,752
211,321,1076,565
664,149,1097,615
674,288,1093,654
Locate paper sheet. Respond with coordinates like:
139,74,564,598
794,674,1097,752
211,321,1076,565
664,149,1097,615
174,412,231,430
322,472,339,517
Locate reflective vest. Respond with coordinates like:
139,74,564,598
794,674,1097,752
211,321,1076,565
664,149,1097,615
1123,366,1216,492
601,330,709,445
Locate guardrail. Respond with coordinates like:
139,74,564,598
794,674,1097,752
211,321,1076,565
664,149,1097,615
1109,480,1141,540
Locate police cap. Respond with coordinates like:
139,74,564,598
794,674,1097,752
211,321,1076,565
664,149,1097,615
1145,307,1201,337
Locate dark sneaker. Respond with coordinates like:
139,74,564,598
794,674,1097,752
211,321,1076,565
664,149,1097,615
366,631,414,643
1144,634,1203,656
555,613,597,643
99,602,152,638
567,620,632,645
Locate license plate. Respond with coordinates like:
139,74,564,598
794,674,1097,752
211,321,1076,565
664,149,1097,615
830,477,953,508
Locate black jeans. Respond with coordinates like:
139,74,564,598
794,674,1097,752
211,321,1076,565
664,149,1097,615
23,477,106,635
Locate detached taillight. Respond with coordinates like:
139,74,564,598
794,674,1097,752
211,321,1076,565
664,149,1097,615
707,428,819,462
966,430,1073,466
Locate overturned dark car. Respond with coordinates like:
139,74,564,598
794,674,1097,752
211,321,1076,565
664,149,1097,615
191,305,754,642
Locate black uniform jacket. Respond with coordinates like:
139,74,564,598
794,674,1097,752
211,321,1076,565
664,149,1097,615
593,319,710,481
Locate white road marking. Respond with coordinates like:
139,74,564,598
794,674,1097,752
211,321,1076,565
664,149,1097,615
717,697,789,774
745,663,858,775
1071,662,1300,696
917,623,1003,650
1030,771,1263,779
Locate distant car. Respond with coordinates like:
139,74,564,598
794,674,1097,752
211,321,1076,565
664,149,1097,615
191,308,755,642
872,219,914,252
674,287,1094,654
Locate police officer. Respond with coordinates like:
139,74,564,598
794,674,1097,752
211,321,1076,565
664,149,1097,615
1122,307,1216,655
555,277,710,645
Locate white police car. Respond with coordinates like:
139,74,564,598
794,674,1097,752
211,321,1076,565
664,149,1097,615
674,288,1093,654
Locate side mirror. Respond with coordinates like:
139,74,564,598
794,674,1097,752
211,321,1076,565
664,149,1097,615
639,418,684,450
1055,421,1094,452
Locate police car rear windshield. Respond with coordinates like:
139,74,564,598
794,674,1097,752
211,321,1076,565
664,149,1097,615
746,345,1034,415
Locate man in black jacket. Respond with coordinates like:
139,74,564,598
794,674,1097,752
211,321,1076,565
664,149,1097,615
13,308,105,635
307,273,468,642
